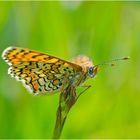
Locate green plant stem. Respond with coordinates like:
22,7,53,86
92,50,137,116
52,85,77,139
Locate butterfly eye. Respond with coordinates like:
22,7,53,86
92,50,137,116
88,67,94,75
88,66,99,78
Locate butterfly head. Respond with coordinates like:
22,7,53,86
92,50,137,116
88,65,99,78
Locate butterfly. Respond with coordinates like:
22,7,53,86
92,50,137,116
2,47,99,96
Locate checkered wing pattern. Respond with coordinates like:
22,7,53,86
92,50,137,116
2,47,83,95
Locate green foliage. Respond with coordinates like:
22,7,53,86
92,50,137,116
0,1,140,139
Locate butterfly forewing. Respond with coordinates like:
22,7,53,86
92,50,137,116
2,47,60,65
2,47,83,95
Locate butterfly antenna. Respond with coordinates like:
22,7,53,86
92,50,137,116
94,56,130,67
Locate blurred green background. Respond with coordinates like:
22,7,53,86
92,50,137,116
0,1,140,139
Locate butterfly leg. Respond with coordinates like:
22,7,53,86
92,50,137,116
76,85,91,100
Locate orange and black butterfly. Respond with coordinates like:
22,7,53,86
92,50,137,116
2,47,129,96
2,47,100,95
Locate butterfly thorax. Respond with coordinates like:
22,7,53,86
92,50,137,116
71,55,93,70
